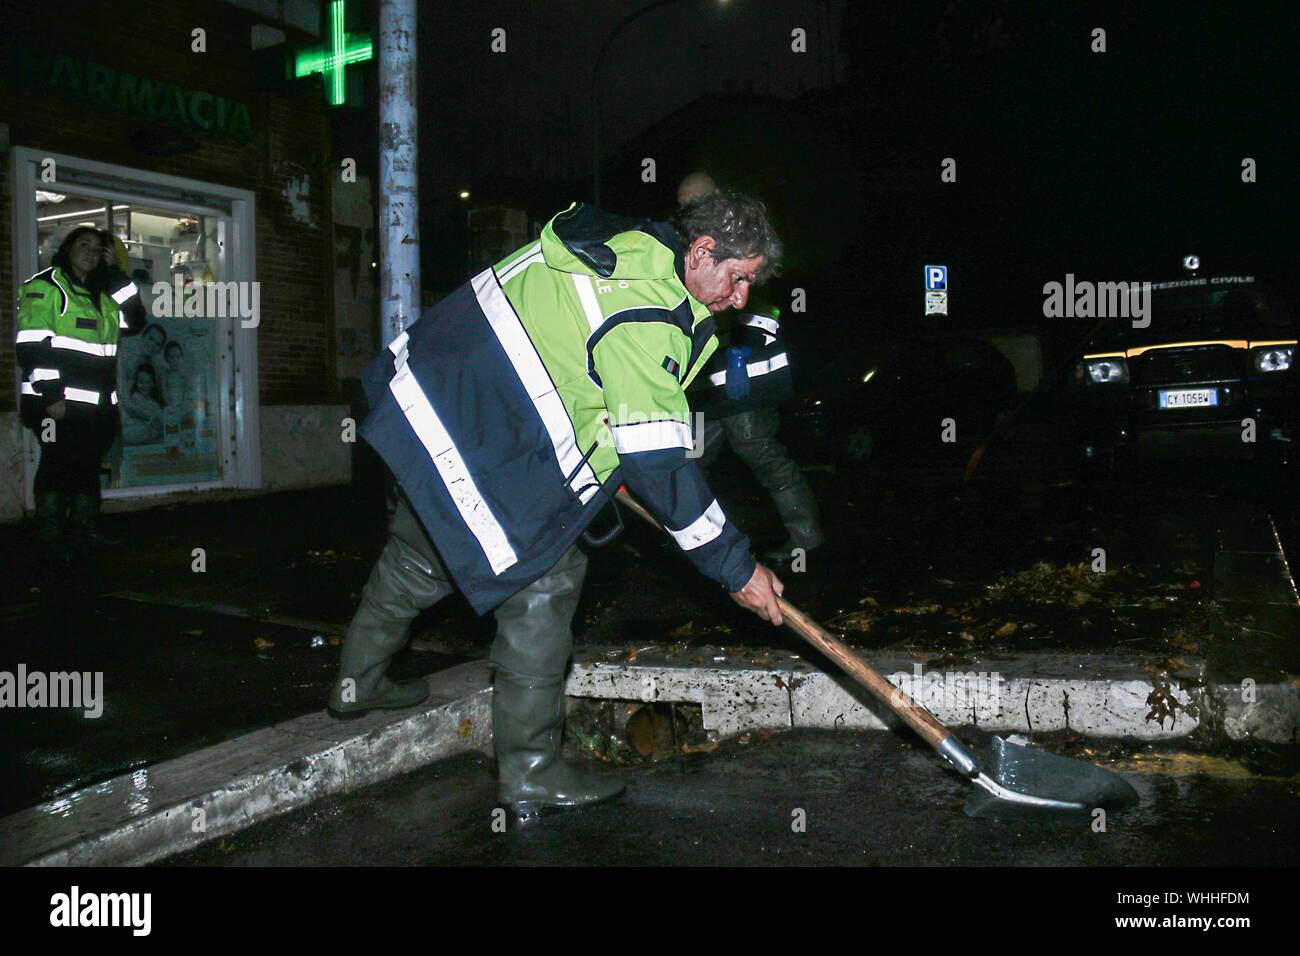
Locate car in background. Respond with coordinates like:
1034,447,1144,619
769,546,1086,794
783,331,1018,472
1067,260,1296,471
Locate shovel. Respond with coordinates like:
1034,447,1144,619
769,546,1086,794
614,488,1140,819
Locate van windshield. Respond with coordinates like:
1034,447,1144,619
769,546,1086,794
1115,278,1290,339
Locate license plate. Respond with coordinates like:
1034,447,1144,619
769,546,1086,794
1159,387,1218,409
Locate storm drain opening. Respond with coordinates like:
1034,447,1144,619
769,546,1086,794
565,699,717,764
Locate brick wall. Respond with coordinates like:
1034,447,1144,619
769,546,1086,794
0,0,336,411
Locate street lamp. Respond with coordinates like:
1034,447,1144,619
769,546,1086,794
420,190,473,210
591,0,732,211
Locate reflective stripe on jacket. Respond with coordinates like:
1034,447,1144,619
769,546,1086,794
690,310,794,417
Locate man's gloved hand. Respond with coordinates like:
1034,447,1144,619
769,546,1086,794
725,346,753,401
729,561,785,625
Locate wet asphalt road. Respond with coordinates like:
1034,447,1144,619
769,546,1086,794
4,432,1296,824
0,596,462,815
163,729,1298,867
0,460,953,813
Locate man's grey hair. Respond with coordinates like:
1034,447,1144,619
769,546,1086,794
674,190,783,282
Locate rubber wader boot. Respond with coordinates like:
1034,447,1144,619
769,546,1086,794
34,490,67,568
327,521,450,718
68,492,108,555
491,545,624,827
33,490,71,638
70,492,123,549
762,479,826,566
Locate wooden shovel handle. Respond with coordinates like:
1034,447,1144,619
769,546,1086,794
615,489,954,751
774,597,951,749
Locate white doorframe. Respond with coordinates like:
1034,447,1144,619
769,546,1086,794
10,147,262,509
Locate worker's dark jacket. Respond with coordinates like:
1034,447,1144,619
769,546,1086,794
359,203,755,614
690,310,794,418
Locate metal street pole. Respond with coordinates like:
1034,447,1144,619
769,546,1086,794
379,0,420,345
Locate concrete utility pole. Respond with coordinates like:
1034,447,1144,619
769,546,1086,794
378,0,420,345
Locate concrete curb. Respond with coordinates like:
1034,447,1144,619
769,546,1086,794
568,645,1295,744
4,645,1292,866
0,662,493,867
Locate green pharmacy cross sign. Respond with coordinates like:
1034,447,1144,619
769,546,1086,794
295,0,373,106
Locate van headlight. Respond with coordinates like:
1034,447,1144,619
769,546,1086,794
1252,346,1294,373
1079,357,1129,384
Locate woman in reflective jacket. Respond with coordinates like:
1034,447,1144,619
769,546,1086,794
15,227,146,621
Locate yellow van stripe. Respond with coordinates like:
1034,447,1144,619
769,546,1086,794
1084,340,1252,360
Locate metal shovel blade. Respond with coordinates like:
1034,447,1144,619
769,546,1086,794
964,735,1140,820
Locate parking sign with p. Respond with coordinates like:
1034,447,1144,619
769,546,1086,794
925,265,947,291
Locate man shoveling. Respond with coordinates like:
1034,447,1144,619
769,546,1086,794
328,193,786,824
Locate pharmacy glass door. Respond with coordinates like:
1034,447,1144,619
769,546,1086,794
32,188,235,493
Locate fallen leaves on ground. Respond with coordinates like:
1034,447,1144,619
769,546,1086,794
304,548,363,564
986,561,1107,604
827,610,877,632
681,739,719,754
1145,674,1200,728
894,603,942,616
1107,751,1291,782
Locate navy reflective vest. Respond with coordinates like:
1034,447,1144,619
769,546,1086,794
360,204,756,614
690,310,794,418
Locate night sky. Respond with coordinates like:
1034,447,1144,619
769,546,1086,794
344,0,1295,327
414,0,847,196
